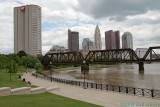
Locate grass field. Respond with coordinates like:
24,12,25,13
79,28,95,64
0,93,101,107
0,71,30,88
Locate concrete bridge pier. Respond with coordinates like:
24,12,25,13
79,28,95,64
138,61,144,73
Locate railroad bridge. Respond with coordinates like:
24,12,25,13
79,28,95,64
43,46,160,71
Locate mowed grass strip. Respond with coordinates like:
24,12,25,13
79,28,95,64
0,71,30,88
0,92,101,107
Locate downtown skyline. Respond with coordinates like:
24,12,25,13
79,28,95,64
0,0,160,54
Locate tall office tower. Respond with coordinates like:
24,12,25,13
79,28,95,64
68,29,79,52
105,30,120,50
82,38,94,52
105,30,112,50
115,31,120,49
94,25,102,50
14,5,41,55
122,32,133,49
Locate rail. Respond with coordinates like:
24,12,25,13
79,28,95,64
32,73,160,99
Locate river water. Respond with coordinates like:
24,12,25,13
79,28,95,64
53,63,160,89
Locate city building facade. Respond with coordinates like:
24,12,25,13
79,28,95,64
105,30,120,50
122,32,133,49
68,29,79,52
14,5,41,55
94,25,102,50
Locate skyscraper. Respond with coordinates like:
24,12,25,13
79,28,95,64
94,25,102,50
122,32,133,49
68,29,79,52
105,30,120,50
82,38,94,52
115,31,120,49
14,5,41,55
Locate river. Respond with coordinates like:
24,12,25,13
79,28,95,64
52,63,160,89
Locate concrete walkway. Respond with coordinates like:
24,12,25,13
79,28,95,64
22,73,160,107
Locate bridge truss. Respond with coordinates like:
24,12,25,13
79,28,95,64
85,49,139,63
43,52,84,66
43,46,160,66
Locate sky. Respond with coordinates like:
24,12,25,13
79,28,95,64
0,0,160,54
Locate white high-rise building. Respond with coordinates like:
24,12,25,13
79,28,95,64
94,25,102,50
14,5,41,55
122,32,133,49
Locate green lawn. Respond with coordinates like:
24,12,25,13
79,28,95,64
0,71,30,88
0,71,101,107
0,93,101,107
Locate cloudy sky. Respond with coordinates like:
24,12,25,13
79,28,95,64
0,0,160,54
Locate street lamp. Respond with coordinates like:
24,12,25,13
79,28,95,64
49,65,55,82
49,70,53,82
81,60,89,89
83,60,86,89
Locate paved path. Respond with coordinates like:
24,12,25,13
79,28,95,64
22,73,160,107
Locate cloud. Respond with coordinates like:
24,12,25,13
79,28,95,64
126,10,160,26
77,0,160,19
0,0,160,54
0,1,18,54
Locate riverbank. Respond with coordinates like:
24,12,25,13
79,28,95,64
22,73,160,107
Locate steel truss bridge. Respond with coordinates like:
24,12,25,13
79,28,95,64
43,46,160,67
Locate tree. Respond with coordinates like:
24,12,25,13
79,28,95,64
37,54,44,64
0,53,44,75
8,60,17,81
17,50,27,57
0,55,10,70
42,55,50,70
21,56,36,68
35,62,43,74
20,55,44,73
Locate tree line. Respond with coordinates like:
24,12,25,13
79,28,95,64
0,51,43,74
